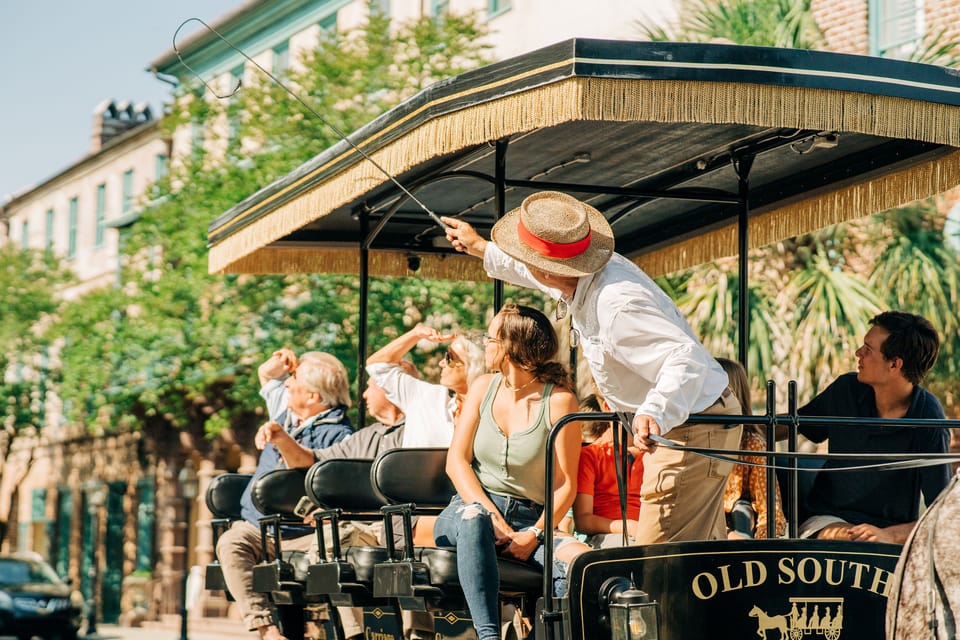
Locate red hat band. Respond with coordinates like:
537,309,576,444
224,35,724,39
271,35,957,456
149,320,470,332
517,218,592,259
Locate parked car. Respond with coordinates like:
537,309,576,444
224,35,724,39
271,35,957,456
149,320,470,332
0,552,84,640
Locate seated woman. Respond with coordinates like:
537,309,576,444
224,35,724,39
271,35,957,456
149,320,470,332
573,394,644,548
434,303,590,640
366,324,485,447
718,357,787,539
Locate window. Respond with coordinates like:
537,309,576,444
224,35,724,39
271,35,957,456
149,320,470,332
68,197,78,260
319,13,337,31
375,0,390,15
21,220,29,249
95,183,106,249
45,209,54,251
487,0,511,16
122,170,134,214
431,0,449,16
155,154,168,180
869,0,924,59
272,41,290,74
191,120,205,156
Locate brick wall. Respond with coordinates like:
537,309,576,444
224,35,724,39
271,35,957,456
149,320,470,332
812,0,868,54
925,0,960,49
813,0,960,57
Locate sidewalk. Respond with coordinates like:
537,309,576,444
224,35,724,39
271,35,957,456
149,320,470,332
86,622,257,640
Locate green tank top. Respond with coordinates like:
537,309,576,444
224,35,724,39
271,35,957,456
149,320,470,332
471,373,555,505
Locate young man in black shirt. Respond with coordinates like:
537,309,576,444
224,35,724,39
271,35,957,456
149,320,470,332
797,311,951,543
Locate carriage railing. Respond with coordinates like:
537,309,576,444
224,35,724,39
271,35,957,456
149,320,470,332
540,379,960,640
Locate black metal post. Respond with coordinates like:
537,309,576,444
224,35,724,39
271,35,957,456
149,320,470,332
178,460,198,640
179,496,192,640
493,139,508,312
86,507,99,637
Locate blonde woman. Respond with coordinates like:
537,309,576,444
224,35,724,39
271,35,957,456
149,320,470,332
366,325,484,447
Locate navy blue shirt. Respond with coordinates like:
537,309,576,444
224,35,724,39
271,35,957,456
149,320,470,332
240,405,353,535
798,373,951,528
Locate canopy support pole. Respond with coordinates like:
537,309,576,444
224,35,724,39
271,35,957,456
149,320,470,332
493,139,508,312
734,153,754,371
358,207,370,427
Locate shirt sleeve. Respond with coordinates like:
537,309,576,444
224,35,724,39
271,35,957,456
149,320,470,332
915,395,951,505
366,362,434,412
796,379,842,443
604,298,726,430
483,243,563,300
259,378,289,423
576,447,598,497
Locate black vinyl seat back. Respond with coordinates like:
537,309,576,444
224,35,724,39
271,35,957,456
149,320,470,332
205,473,253,520
371,448,455,511
251,467,309,518
306,458,388,514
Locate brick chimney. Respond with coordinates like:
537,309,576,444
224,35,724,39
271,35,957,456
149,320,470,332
91,99,153,152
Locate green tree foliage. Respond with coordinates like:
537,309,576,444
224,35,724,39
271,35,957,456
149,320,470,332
641,0,824,49
0,247,71,430
639,2,960,411
47,8,493,450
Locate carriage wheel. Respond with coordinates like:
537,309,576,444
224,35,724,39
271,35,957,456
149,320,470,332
825,630,840,640
790,629,803,640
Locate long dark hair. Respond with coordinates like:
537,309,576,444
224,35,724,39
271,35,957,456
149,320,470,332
496,303,572,390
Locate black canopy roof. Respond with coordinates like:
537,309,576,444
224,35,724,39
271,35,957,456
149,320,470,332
208,39,960,278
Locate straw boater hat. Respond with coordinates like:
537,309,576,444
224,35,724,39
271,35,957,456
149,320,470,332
491,191,614,278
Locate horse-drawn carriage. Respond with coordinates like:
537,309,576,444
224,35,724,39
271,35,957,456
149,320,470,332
204,39,960,640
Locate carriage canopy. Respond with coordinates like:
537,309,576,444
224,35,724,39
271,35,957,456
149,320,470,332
207,39,960,279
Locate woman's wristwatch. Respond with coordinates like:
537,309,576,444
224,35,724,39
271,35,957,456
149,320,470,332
529,526,545,542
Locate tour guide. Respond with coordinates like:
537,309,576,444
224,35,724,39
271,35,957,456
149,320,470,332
443,190,741,544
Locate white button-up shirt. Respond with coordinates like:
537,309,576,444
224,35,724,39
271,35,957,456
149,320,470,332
484,243,727,433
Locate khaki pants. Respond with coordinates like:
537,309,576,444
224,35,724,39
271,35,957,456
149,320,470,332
216,520,367,636
633,393,743,544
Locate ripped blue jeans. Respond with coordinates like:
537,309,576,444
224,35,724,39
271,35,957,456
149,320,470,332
433,492,572,640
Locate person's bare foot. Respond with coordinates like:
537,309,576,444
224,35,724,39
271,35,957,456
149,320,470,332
259,624,288,640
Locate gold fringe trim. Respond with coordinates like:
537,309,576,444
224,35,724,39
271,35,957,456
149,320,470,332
209,75,960,276
221,246,488,280
636,149,960,277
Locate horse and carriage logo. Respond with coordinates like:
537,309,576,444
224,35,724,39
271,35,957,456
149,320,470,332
749,597,844,640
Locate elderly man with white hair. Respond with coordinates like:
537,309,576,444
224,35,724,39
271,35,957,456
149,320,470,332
217,349,353,640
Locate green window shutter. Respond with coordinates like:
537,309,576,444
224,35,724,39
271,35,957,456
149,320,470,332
870,0,924,58
272,41,290,74
68,197,78,260
55,489,73,578
80,494,94,599
31,488,50,563
488,0,512,16
135,478,155,572
95,183,106,248
155,154,168,181
122,170,134,214
45,209,54,251
320,12,337,31
102,482,126,624
21,220,28,249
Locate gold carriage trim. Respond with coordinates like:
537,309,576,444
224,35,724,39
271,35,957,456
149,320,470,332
208,73,960,277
